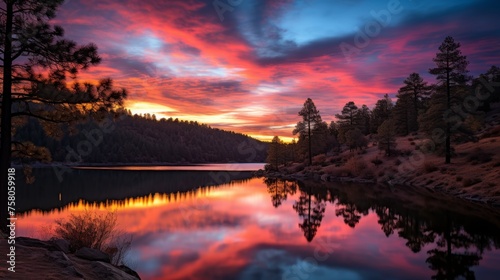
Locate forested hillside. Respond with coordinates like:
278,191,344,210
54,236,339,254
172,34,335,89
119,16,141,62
14,113,267,164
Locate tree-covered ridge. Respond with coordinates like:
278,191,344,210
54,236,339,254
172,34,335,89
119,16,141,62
15,112,268,164
266,36,500,168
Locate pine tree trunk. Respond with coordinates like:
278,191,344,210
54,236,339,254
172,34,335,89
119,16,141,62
445,60,451,164
0,2,14,233
307,118,312,165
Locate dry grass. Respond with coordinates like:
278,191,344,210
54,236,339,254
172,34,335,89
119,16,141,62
345,156,368,177
55,211,131,265
467,148,493,164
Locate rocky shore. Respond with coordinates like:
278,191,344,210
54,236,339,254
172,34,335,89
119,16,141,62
0,237,140,280
256,134,500,208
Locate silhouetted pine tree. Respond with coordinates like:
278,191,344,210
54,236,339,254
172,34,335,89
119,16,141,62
398,73,431,132
428,36,470,163
370,94,393,134
293,98,323,165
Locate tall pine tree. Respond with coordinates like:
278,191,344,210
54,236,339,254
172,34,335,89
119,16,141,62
370,94,393,134
293,98,322,165
0,0,126,232
398,73,430,132
428,36,470,163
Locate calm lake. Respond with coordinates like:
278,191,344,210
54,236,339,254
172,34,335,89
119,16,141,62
16,165,500,280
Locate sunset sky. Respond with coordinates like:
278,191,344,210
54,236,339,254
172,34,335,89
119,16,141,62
55,0,500,141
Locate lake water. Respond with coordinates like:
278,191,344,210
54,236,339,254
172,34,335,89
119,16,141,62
16,165,500,280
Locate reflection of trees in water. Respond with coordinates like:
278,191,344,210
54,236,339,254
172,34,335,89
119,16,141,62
335,203,365,228
264,178,297,208
280,181,500,279
425,213,482,280
396,213,435,253
17,169,255,214
333,191,369,228
375,206,398,237
292,182,326,242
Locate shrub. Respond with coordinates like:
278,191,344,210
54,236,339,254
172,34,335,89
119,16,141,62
371,157,383,166
345,156,367,176
423,161,438,173
400,149,412,156
313,154,326,165
55,211,131,265
325,166,352,177
467,148,493,163
410,141,415,146
456,176,463,182
293,163,305,172
394,158,402,166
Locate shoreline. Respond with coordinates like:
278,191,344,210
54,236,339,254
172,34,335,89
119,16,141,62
257,134,500,209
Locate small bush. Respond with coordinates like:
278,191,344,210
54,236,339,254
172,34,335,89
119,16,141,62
408,137,414,141
467,148,493,163
345,156,367,176
326,166,352,177
423,161,438,173
456,176,463,182
371,157,383,166
55,211,131,265
294,163,305,172
400,149,412,156
410,141,415,146
360,169,375,179
394,158,402,166
313,154,326,165
358,149,367,155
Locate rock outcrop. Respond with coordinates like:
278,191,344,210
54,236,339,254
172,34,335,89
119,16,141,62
0,237,140,280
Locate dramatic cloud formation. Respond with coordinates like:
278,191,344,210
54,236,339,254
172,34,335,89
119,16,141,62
55,0,500,141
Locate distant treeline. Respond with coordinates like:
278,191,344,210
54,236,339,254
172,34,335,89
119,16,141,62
14,112,267,164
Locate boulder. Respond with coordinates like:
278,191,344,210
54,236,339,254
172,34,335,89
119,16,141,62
119,265,142,279
92,261,140,280
51,238,70,254
16,237,58,251
75,247,111,263
1,237,140,279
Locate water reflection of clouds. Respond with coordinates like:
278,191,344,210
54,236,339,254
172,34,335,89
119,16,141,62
18,177,500,280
